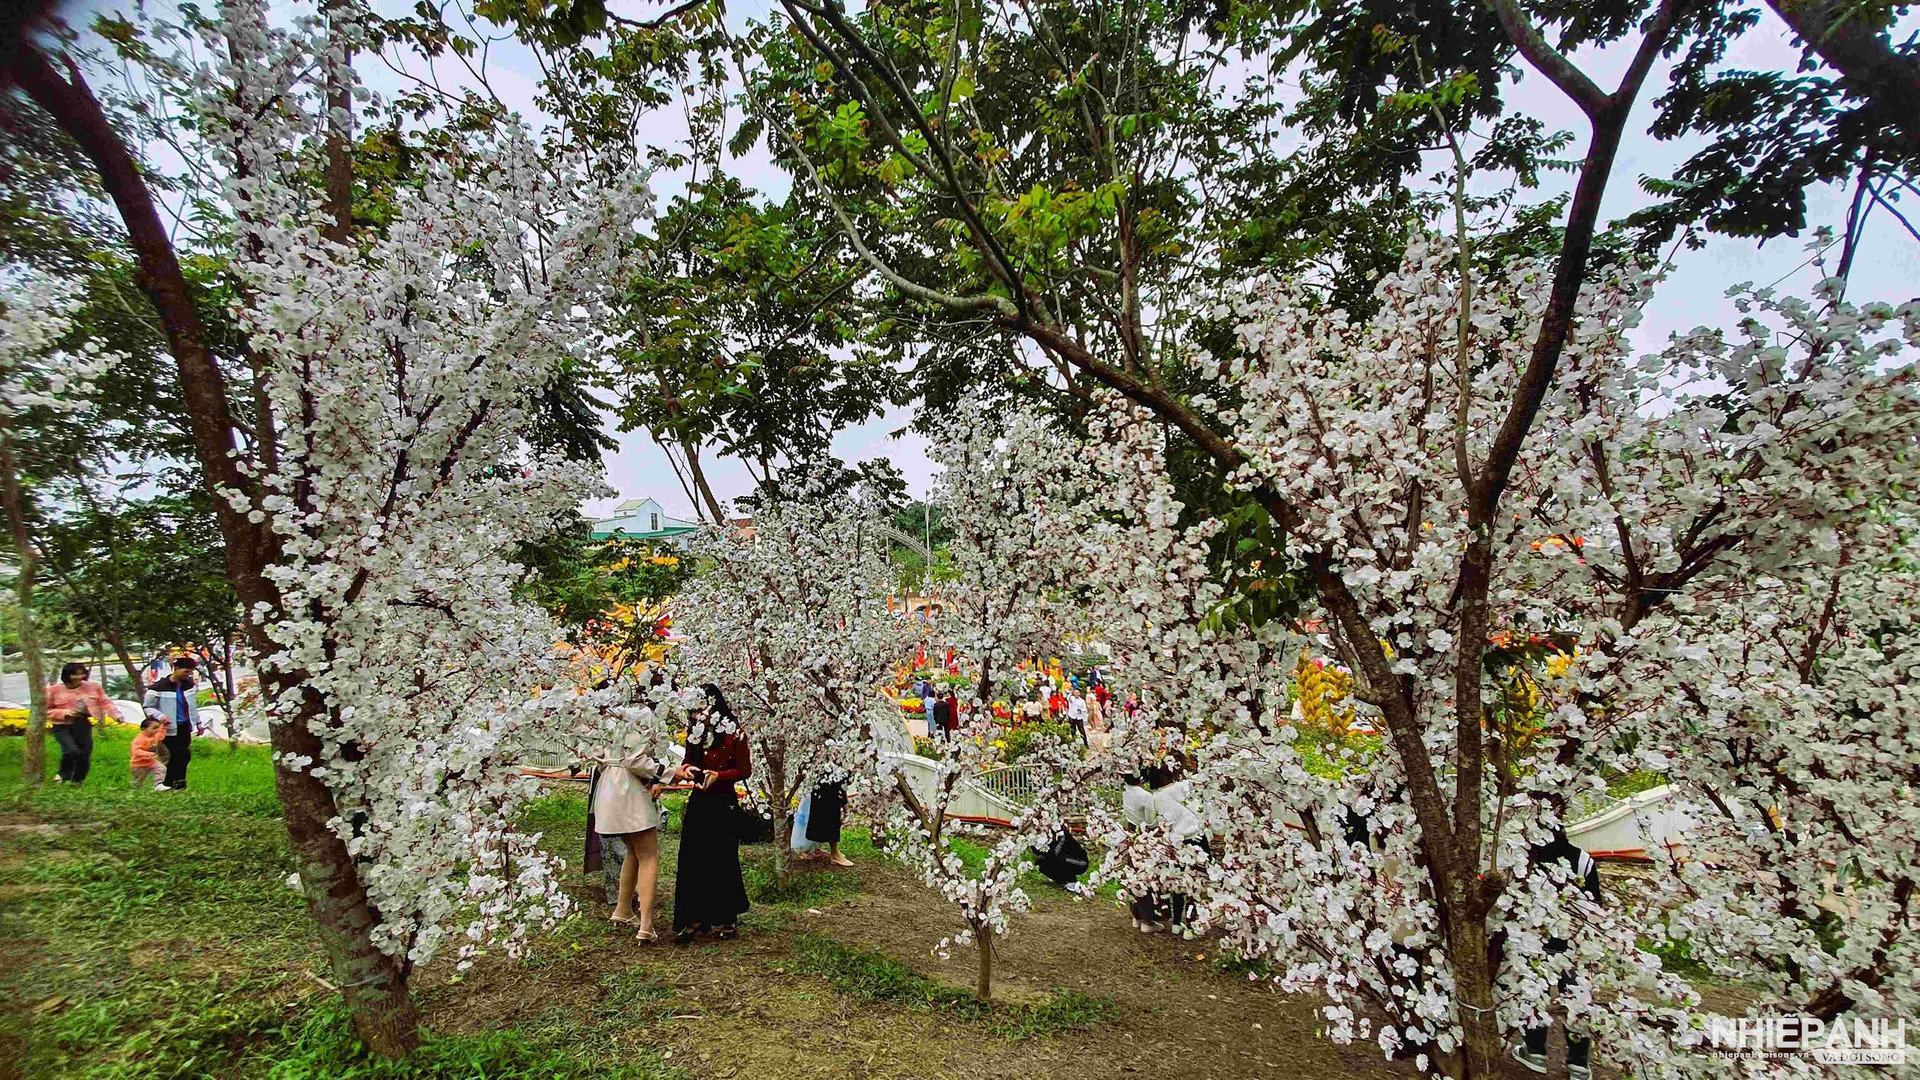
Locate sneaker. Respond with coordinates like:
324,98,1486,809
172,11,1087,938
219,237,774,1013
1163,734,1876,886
153,784,173,792
1511,1046,1547,1075
1569,1066,1591,1080
49,776,65,784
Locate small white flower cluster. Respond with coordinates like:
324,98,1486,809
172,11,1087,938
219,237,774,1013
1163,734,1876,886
0,275,119,421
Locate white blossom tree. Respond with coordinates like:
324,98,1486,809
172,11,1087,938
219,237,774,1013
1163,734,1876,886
867,408,1111,1001
671,484,915,883
0,275,117,786
1574,281,1920,1071
1053,241,1920,1079
9,0,657,1054
746,0,1916,1067
927,405,1085,714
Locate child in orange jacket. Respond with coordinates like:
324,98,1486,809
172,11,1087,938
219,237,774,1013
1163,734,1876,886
129,718,169,791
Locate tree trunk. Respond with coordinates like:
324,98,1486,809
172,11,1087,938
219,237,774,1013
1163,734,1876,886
10,41,420,1057
16,570,46,787
221,632,238,752
272,683,421,1055
774,809,791,884
104,627,141,695
0,431,48,788
973,920,994,1001
1448,913,1499,1079
680,437,727,525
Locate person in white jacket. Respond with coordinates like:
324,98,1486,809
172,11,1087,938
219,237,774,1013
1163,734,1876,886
593,704,693,944
1065,688,1090,746
142,658,202,790
1122,763,1206,932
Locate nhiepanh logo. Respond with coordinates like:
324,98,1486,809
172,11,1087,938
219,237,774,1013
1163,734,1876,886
1707,1016,1908,1066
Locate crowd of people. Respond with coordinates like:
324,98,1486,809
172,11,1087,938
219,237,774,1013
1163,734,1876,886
914,662,1143,751
38,655,207,791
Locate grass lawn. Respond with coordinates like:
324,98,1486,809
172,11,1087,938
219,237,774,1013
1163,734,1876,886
0,726,1404,1080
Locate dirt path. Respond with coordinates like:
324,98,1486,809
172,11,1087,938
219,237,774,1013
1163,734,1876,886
426,816,1412,1080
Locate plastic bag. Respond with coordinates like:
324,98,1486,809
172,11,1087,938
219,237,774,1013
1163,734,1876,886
791,790,824,854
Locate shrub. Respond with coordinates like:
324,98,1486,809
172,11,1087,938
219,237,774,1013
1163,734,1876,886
0,708,136,737
999,722,1072,764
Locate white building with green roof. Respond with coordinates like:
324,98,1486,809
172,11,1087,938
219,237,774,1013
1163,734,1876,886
590,497,699,546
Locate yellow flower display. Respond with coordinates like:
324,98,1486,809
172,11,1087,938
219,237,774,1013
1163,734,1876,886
1291,653,1358,737
0,707,135,736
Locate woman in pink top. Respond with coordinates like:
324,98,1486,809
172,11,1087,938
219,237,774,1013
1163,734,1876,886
46,663,113,785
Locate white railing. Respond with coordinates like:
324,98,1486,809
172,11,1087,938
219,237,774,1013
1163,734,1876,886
976,763,1046,808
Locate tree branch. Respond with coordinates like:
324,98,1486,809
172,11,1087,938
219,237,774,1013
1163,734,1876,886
780,130,1016,317
1765,0,1920,160
1480,0,1609,119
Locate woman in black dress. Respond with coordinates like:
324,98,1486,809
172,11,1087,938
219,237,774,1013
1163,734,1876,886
805,777,853,867
673,684,754,944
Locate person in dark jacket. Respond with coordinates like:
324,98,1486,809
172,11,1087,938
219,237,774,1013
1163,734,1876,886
804,776,853,867
142,658,201,790
1513,830,1602,1079
929,691,952,740
673,684,754,944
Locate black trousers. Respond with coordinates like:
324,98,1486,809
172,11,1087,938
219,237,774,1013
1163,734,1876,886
805,782,847,845
1128,835,1208,925
673,785,749,931
52,721,94,783
1524,946,1591,1068
163,727,193,789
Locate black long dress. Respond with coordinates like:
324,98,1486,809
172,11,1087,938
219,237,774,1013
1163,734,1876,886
804,781,847,844
673,733,752,931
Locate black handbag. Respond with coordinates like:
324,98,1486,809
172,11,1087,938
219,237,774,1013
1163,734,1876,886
736,805,775,844
1032,829,1090,886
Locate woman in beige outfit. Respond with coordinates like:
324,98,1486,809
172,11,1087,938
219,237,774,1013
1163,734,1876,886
595,721,690,942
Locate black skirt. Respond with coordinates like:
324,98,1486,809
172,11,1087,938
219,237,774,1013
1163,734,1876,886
673,784,751,930
805,782,847,844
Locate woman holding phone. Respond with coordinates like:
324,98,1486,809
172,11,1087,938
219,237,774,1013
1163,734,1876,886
672,683,753,944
